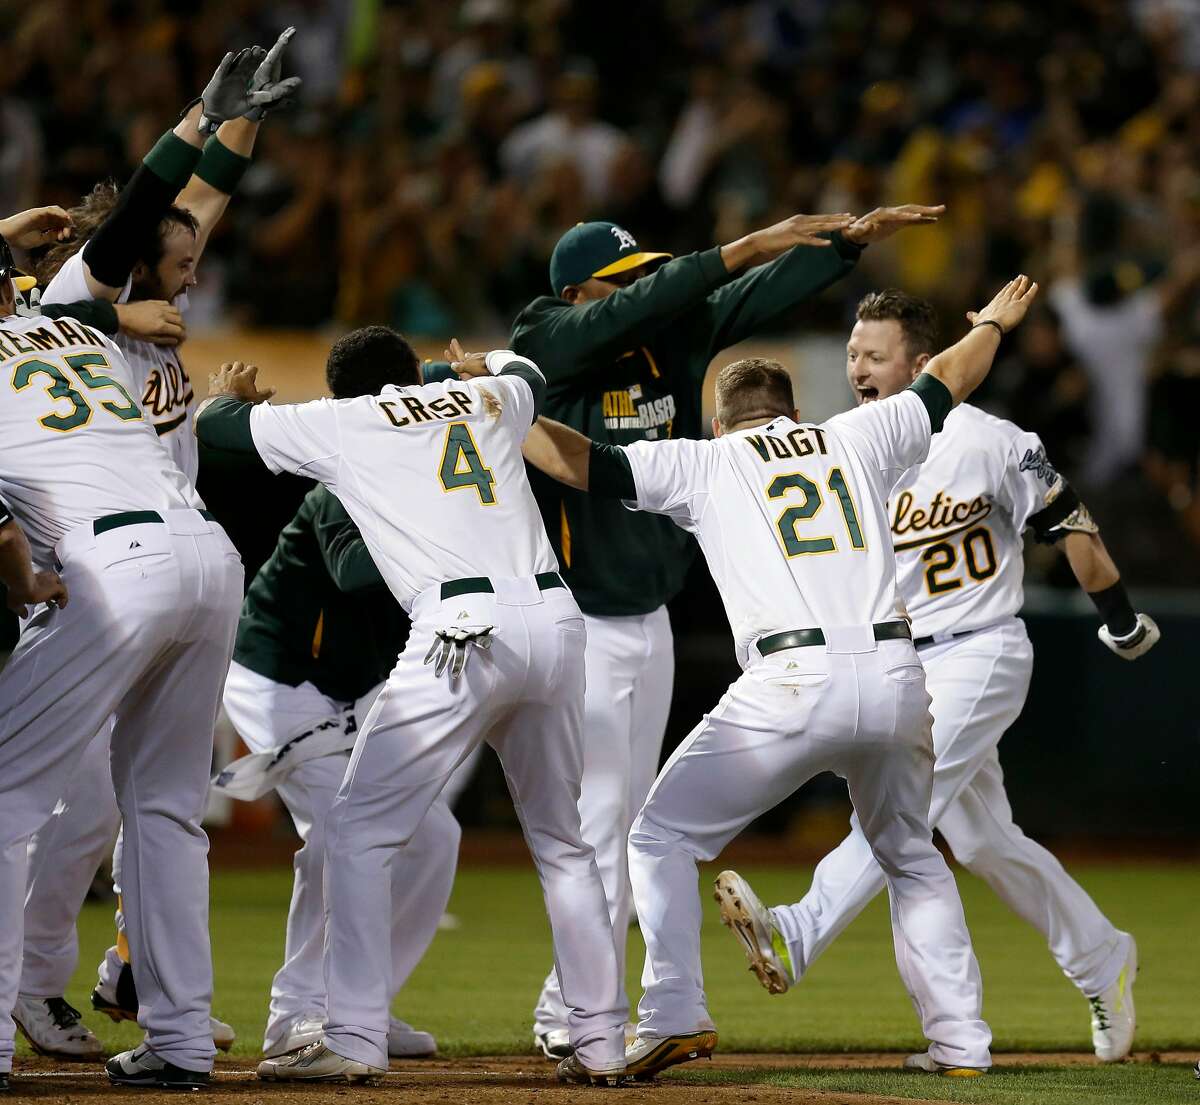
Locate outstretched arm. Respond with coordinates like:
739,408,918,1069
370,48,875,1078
922,275,1040,406
522,417,637,499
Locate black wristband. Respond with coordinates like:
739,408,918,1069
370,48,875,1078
1088,581,1137,638
971,319,1004,340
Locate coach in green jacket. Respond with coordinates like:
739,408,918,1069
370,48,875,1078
504,205,944,1057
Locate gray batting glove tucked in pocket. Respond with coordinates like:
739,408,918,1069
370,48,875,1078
424,624,496,680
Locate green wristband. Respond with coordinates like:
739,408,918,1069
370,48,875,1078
143,130,203,190
195,135,251,195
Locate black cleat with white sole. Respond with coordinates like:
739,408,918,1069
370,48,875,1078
106,1046,210,1091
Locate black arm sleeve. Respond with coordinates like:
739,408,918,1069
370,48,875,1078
589,443,637,499
83,131,202,289
909,374,953,433
497,359,546,421
41,299,119,336
195,395,262,457
1027,480,1081,543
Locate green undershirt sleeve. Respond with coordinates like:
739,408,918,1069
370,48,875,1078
589,442,636,499
195,395,260,455
909,373,953,433
40,299,119,336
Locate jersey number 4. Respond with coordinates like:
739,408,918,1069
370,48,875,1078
12,353,140,433
768,468,865,556
438,422,496,504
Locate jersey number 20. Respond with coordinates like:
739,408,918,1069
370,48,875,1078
12,353,141,432
439,422,496,504
768,468,865,556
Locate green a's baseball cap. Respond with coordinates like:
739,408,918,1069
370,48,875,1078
549,221,672,296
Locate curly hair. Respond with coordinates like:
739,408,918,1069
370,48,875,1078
325,326,421,399
32,181,199,286
855,289,940,359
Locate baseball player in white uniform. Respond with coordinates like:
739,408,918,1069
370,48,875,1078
0,224,244,1090
212,332,465,1060
194,335,626,1086
521,276,1042,1079
719,290,1156,1062
16,32,299,1060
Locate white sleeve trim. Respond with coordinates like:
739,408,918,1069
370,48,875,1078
485,349,544,379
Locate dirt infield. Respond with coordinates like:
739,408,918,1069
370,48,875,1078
10,1052,1194,1105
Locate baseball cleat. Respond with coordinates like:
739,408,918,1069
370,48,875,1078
13,995,103,1060
534,1027,573,1060
257,1041,384,1083
1088,935,1137,1062
624,1030,718,1081
555,1053,625,1086
713,870,793,994
0,1071,8,1092
388,1017,437,1058
263,1013,326,1059
106,1045,209,1090
92,962,236,1051
903,1051,987,1077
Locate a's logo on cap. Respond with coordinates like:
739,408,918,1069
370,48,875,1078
610,225,637,250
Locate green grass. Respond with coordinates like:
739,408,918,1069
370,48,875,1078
25,860,1199,1103
671,1062,1199,1105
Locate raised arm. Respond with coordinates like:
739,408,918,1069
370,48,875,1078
176,29,300,259
702,206,943,355
522,417,637,499
921,275,1040,406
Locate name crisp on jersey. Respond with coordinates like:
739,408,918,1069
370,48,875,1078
378,388,476,427
602,388,676,437
891,488,992,550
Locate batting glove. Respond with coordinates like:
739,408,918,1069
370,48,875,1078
246,27,301,120
1098,613,1160,661
424,624,495,681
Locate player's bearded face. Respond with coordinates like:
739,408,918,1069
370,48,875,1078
845,319,922,405
133,226,198,304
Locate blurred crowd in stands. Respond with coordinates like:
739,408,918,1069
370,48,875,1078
2,0,1200,580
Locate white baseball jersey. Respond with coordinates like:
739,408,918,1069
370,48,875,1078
42,251,198,482
0,311,201,565
247,366,557,609
622,388,935,666
889,403,1055,639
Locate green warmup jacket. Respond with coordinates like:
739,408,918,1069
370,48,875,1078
510,235,863,616
233,484,407,702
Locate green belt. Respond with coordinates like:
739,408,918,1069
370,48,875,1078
93,509,216,536
440,571,565,601
757,620,912,656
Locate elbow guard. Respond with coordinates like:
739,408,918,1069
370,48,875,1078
1027,476,1098,544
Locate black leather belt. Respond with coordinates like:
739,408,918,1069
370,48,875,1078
914,629,975,648
440,571,565,601
757,620,911,656
93,509,215,536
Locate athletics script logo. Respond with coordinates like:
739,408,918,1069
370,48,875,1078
1018,447,1058,485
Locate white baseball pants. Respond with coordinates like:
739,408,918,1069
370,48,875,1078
629,630,992,1071
0,510,242,1074
771,619,1128,997
322,577,624,1073
20,724,120,998
533,605,673,1034
221,661,460,1050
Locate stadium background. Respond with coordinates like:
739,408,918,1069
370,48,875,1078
3,2,1199,1099
3,0,1196,842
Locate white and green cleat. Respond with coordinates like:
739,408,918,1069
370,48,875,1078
903,1051,987,1077
713,870,793,995
1089,935,1137,1062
